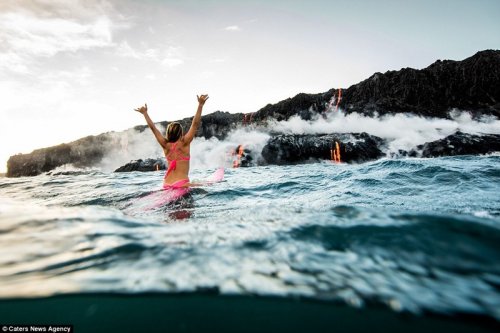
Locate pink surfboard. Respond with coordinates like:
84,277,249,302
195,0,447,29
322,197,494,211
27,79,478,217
204,167,225,183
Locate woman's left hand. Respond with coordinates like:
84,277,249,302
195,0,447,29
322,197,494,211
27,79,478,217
134,103,148,114
197,94,209,105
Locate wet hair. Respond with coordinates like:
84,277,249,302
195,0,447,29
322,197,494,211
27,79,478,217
166,122,183,142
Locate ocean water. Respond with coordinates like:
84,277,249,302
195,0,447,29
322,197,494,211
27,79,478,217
1,156,499,331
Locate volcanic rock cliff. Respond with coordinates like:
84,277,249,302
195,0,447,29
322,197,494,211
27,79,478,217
7,50,500,177
249,49,500,121
7,111,243,177
340,50,500,118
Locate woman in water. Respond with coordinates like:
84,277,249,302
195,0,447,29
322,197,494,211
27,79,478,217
134,94,209,188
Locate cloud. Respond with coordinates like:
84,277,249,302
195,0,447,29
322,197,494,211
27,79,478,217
210,58,227,63
0,0,114,20
116,41,184,68
0,51,29,73
200,71,215,79
161,46,184,68
161,58,184,67
116,41,156,59
1,12,113,56
224,25,240,31
0,66,94,119
0,0,120,74
40,66,93,86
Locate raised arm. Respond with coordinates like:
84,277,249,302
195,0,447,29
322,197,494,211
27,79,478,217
134,103,167,149
184,94,209,144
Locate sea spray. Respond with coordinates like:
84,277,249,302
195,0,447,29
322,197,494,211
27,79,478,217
190,128,270,169
98,125,166,172
95,110,500,171
268,110,500,155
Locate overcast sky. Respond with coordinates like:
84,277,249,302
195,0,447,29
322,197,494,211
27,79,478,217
1,0,499,172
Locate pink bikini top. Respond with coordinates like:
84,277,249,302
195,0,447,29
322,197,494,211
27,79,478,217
165,142,190,177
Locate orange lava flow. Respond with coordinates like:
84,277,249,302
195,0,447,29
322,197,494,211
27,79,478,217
335,88,342,112
331,141,341,163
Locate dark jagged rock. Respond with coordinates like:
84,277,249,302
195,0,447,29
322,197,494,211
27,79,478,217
133,111,244,140
251,91,336,122
261,133,385,165
114,158,166,172
249,50,500,121
340,50,500,118
7,50,500,177
412,132,500,158
7,135,111,177
7,111,243,177
196,111,244,140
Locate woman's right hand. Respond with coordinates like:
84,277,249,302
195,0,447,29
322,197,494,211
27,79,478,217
197,94,209,105
134,103,148,114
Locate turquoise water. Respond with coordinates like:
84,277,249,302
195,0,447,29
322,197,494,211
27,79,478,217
0,156,499,330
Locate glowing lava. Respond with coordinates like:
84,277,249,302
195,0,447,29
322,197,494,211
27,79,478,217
331,141,341,163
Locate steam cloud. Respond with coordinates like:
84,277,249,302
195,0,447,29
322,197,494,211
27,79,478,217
269,110,500,154
99,126,166,172
96,110,500,171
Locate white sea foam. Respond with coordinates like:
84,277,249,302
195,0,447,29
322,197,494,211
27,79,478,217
96,124,270,171
268,109,500,155
97,110,499,171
